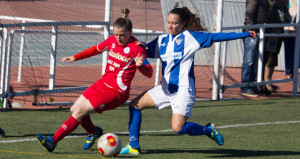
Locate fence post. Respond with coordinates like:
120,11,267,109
49,25,58,90
219,41,228,99
102,0,111,75
0,28,8,104
155,59,160,86
292,3,300,96
257,27,265,83
212,0,224,100
17,20,26,82
3,31,14,108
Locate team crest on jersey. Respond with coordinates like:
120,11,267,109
175,38,182,45
124,47,130,54
112,43,115,49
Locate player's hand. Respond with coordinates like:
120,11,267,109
136,41,148,50
60,56,76,63
135,53,145,67
249,31,257,37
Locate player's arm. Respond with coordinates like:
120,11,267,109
189,31,252,49
137,58,153,78
210,31,252,42
136,38,159,58
135,47,153,78
60,38,109,63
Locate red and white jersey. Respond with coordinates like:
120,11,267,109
74,35,147,93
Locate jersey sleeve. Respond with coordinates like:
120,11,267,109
145,37,159,58
189,31,250,48
73,45,100,60
74,37,109,60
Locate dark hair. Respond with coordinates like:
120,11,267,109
113,8,132,32
169,7,207,31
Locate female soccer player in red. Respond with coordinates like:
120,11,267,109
36,8,153,152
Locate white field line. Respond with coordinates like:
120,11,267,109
1,120,300,144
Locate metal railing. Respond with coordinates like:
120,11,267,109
219,23,300,98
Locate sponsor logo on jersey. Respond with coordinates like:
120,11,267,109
161,42,166,46
172,52,182,59
112,43,115,48
160,52,182,61
124,47,130,54
109,50,131,62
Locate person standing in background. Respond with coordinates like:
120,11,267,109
284,0,299,82
241,0,270,97
264,0,291,92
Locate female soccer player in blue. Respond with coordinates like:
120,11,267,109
120,7,256,154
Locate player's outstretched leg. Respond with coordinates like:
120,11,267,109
83,126,103,150
176,122,224,146
206,123,224,146
36,134,56,152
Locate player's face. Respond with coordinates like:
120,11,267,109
114,27,132,45
167,13,186,35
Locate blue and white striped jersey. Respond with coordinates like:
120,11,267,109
146,30,250,95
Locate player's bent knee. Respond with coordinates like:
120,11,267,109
172,125,182,133
71,106,88,120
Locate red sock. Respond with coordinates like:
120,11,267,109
80,115,96,134
52,115,80,145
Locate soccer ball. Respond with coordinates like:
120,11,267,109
97,133,122,157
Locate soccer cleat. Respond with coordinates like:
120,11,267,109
36,134,56,152
206,123,224,146
120,144,141,155
83,126,103,150
0,127,5,138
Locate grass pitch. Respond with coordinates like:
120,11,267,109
0,97,300,159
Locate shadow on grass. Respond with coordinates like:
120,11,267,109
143,148,300,158
4,133,87,138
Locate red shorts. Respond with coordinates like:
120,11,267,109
82,79,129,114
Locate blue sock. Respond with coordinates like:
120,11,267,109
177,122,210,136
128,106,142,149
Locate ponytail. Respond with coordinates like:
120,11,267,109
113,8,132,32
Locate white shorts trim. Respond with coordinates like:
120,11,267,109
147,85,195,117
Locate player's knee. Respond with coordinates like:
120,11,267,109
70,106,75,113
71,106,86,119
70,104,79,114
129,102,143,110
172,125,182,133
